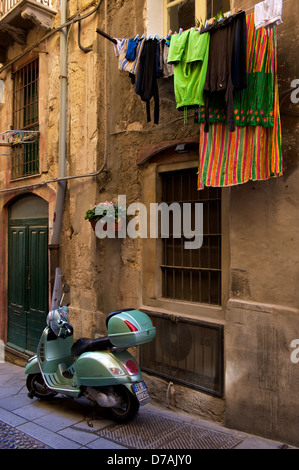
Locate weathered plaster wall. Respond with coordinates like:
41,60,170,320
85,0,202,320
229,0,299,308
226,0,299,446
58,0,299,440
0,0,104,339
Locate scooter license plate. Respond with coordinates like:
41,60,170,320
132,381,151,405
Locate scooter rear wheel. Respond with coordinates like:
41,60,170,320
110,385,140,423
26,373,57,400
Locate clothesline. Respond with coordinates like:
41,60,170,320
96,28,118,45
96,27,175,44
95,0,285,46
98,7,283,192
96,10,242,44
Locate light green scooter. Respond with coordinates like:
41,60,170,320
25,269,156,422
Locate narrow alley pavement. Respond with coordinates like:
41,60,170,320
0,361,296,452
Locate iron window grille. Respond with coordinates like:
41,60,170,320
140,312,224,397
160,168,221,305
11,58,39,179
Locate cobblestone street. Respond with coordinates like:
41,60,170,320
0,362,295,450
0,420,50,449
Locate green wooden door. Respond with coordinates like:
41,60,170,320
8,218,48,353
8,224,27,350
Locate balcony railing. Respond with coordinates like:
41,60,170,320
0,0,52,18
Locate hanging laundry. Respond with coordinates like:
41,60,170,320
254,0,283,30
112,38,122,57
126,37,139,60
160,39,174,78
117,37,145,79
197,13,282,190
197,118,282,189
233,18,275,127
135,38,161,124
203,11,247,133
167,29,210,113
196,13,275,128
231,12,247,91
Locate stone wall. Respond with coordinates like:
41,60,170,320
225,0,299,446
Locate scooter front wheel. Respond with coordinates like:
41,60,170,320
26,373,57,400
110,385,140,423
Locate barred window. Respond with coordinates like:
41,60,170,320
161,168,221,305
12,58,39,179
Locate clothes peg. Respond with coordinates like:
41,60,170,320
165,31,172,46
140,34,145,39
134,33,139,41
205,20,209,27
178,28,183,36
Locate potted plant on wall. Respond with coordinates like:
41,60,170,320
85,201,126,232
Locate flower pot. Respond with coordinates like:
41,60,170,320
89,219,97,231
89,218,123,233
103,219,124,232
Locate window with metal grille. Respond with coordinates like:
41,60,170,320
140,312,224,396
161,168,221,305
12,59,39,179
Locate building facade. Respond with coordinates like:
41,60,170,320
0,0,298,446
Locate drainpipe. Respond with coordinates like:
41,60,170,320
49,0,68,288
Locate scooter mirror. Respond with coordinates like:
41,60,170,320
63,284,70,294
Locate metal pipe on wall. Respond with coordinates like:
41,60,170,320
50,0,68,246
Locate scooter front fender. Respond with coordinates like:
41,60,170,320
24,355,40,375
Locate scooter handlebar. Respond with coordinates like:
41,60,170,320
47,307,72,337
57,320,73,338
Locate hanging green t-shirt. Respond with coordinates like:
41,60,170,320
168,29,210,110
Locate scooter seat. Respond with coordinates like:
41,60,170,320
71,336,113,356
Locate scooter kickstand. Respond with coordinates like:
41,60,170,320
85,403,97,427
